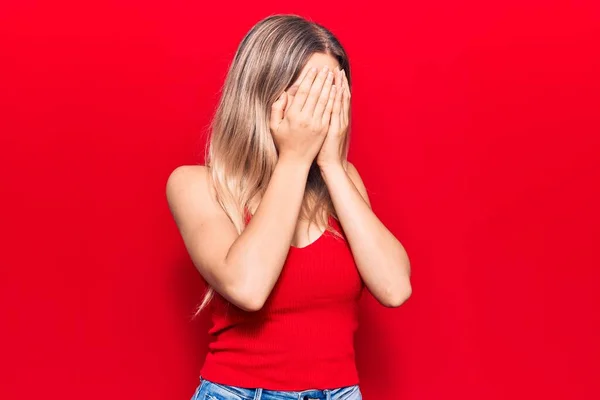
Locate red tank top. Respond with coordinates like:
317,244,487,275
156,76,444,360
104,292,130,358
199,214,364,390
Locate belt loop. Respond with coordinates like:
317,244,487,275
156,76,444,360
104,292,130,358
253,388,263,400
324,389,331,400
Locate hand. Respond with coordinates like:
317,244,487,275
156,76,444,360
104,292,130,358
270,66,337,167
317,68,350,169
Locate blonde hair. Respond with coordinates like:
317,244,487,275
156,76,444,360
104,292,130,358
195,14,353,315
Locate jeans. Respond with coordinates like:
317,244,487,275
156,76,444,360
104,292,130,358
191,377,362,400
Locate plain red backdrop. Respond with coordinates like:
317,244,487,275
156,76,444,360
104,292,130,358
1,1,599,399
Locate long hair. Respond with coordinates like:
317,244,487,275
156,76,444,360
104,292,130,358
195,14,353,314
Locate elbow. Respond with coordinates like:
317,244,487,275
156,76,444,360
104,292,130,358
381,279,412,308
225,280,269,312
235,294,267,312
216,258,270,312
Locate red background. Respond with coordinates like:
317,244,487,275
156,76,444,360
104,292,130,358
2,1,599,399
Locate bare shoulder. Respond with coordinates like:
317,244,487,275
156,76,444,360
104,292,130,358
165,165,220,225
166,164,210,194
166,164,211,203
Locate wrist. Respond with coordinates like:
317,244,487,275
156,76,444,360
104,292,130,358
317,161,346,174
276,155,312,174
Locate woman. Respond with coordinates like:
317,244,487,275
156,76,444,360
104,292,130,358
167,14,412,400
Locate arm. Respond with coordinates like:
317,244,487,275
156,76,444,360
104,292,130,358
166,160,310,312
321,161,412,307
167,64,336,311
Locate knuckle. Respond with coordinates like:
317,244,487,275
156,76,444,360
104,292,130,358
297,87,309,97
296,116,310,128
285,109,296,119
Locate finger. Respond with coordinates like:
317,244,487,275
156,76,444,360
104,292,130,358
332,72,343,118
295,67,310,86
301,66,330,115
330,82,343,132
289,67,319,113
286,67,310,96
322,68,342,127
342,70,351,118
342,69,351,98
270,91,287,130
321,85,337,128
313,70,334,120
335,68,343,90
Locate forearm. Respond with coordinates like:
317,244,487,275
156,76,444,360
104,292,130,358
225,157,310,303
320,164,411,307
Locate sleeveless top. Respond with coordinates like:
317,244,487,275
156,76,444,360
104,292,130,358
199,213,364,391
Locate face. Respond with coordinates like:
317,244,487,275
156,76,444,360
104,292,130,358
285,52,341,114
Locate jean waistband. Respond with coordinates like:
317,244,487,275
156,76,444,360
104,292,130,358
194,378,361,400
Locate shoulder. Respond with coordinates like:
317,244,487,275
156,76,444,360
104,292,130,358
165,165,216,217
166,164,210,198
167,164,209,185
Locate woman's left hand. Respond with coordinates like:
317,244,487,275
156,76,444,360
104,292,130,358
316,68,351,170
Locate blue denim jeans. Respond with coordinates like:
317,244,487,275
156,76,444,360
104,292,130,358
191,378,362,400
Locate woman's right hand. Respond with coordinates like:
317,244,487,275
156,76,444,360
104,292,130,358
270,65,337,166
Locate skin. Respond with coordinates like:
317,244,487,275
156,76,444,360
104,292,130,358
166,52,412,311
